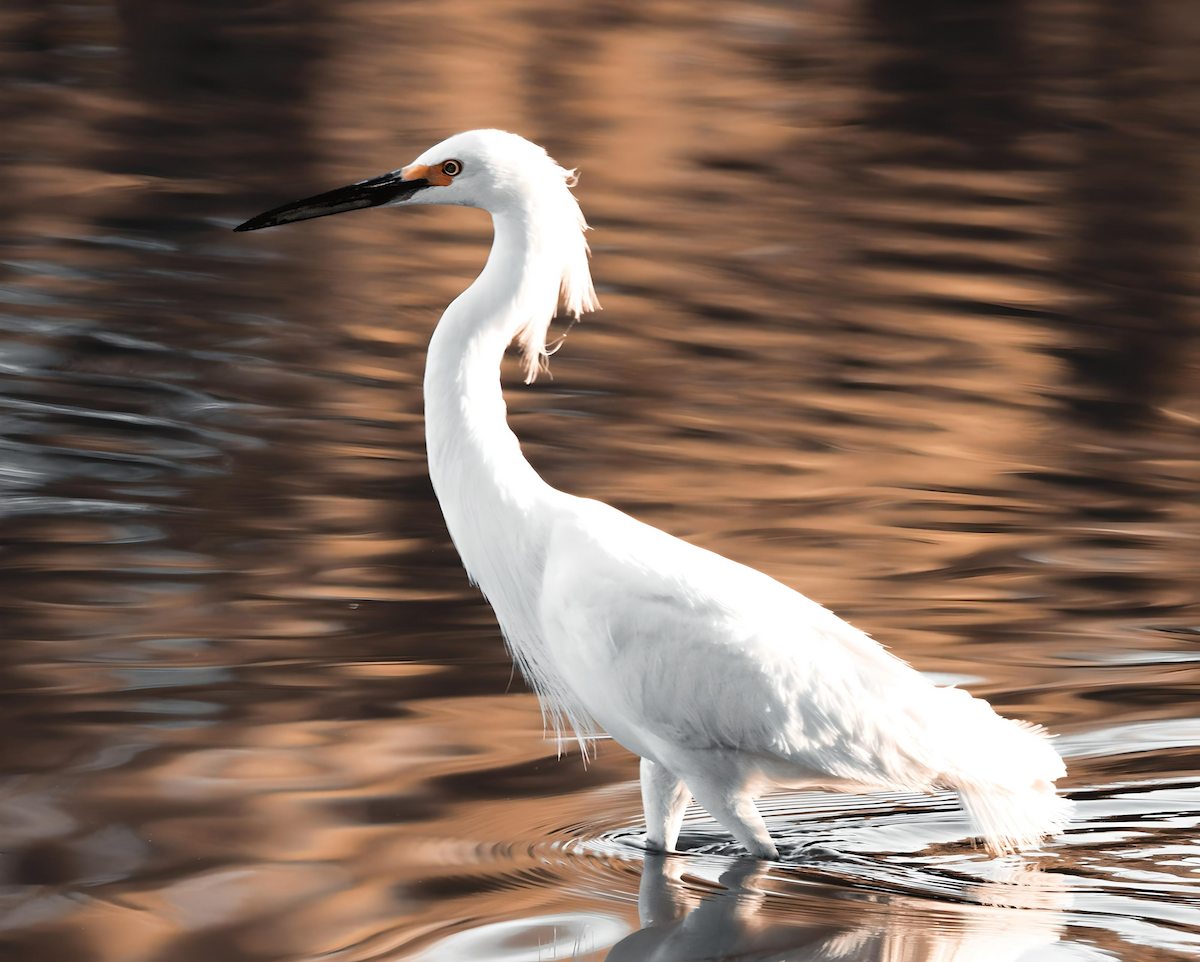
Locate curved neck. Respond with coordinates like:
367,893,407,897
421,202,598,747
423,208,559,582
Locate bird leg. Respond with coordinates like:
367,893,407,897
641,757,691,852
682,775,779,860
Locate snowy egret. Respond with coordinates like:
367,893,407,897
235,129,1069,858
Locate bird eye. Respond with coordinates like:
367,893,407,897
442,160,462,176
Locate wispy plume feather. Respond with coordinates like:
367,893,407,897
507,151,600,381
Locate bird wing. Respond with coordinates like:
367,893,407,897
540,499,951,790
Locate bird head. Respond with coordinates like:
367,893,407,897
234,129,599,381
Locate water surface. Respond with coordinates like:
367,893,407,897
1,1,1199,959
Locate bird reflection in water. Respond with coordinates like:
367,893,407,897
408,852,1082,961
607,854,1073,962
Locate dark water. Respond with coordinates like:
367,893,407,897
1,0,1199,959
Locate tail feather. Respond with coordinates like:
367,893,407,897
924,687,1071,853
954,776,1072,854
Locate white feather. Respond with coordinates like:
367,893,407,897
399,129,1065,856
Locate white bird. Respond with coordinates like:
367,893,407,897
235,129,1070,858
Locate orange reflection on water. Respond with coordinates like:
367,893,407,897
0,0,1199,959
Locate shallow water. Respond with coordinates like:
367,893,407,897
1,0,1199,959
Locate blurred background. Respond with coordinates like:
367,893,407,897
0,0,1198,959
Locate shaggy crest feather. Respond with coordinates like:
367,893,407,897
510,157,598,381
447,131,599,381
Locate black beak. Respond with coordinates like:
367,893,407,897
233,170,431,232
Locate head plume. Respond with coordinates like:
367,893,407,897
505,146,599,381
428,130,599,381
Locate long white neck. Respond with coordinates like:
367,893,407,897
423,204,593,742
424,205,562,542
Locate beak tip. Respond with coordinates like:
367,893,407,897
232,217,267,233
232,172,429,235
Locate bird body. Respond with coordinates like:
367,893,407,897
236,129,1070,858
